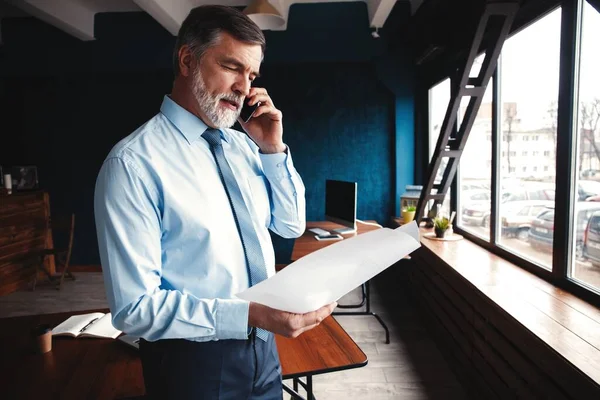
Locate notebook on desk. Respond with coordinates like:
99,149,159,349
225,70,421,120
52,312,121,339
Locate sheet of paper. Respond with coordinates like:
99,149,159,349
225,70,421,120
82,313,122,339
236,222,421,314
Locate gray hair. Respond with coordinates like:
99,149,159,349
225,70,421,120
173,5,266,76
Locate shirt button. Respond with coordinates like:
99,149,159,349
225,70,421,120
277,163,283,168
293,192,297,196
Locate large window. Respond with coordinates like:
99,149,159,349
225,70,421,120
425,1,600,303
573,1,600,290
498,8,561,269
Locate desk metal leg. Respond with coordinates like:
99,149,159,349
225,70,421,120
283,382,305,400
332,280,391,344
307,376,313,400
283,376,316,400
335,283,366,308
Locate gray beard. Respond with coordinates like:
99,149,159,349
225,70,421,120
192,69,243,129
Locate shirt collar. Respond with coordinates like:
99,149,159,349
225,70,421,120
160,95,230,145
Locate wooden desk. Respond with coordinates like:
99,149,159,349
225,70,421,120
291,221,380,261
0,309,366,400
276,315,367,399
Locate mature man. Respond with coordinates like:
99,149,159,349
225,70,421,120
94,5,336,399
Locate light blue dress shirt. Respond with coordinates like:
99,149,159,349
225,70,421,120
94,95,306,342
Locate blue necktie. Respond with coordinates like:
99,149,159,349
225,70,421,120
202,129,269,341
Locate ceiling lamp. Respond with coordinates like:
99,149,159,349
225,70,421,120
243,0,285,30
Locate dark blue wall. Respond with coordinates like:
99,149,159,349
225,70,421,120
262,63,395,223
0,3,414,265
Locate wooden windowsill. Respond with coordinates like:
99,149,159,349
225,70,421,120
416,226,600,387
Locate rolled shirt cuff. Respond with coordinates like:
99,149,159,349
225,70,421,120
260,145,293,180
216,298,251,340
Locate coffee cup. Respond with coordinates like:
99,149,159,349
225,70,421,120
31,324,52,354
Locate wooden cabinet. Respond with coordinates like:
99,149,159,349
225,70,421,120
0,192,55,296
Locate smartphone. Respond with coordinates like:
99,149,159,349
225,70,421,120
240,99,260,123
315,234,343,241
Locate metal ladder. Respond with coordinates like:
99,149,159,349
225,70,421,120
415,2,519,223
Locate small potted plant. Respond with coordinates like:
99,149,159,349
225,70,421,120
433,216,450,238
401,205,416,224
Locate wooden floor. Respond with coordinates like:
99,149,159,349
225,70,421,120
0,267,469,400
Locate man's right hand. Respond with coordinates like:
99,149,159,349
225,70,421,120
248,301,338,338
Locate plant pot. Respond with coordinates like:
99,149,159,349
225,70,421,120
434,227,448,238
401,210,416,224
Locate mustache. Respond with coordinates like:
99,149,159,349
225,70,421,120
217,93,244,108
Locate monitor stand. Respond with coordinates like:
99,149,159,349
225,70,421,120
332,227,356,235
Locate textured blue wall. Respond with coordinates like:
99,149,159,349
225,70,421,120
376,52,415,216
258,63,395,223
260,62,396,262
0,3,413,265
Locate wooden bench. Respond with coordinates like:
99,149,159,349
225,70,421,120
408,227,600,399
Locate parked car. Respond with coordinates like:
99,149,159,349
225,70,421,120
461,189,491,205
529,202,600,259
462,198,552,230
501,187,555,202
459,190,491,223
578,180,600,200
581,169,600,179
584,211,600,268
500,201,554,240
461,182,490,192
462,202,491,227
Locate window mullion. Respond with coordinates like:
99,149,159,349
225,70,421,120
491,65,500,244
554,0,582,280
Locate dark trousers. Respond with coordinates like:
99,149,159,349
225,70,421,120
139,331,283,400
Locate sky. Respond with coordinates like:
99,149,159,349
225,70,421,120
429,2,600,138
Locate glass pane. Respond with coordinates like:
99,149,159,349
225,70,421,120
457,73,493,241
428,78,452,216
469,52,485,78
574,1,600,291
429,78,451,161
498,8,561,269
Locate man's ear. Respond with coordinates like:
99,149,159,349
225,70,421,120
178,45,194,77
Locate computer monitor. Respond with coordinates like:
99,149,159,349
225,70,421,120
325,179,357,234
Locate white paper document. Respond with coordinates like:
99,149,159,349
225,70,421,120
236,222,421,314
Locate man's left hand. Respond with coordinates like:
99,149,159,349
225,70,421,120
238,87,286,154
